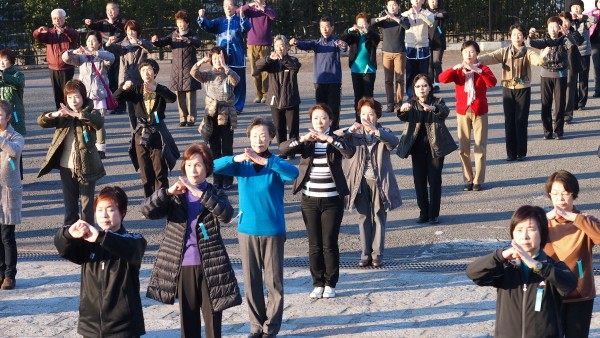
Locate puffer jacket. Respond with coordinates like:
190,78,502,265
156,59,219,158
54,224,147,337
396,97,457,159
0,65,26,135
116,38,154,86
530,34,576,73
37,99,106,183
152,29,202,91
62,50,115,100
255,54,301,109
142,186,242,312
0,124,24,225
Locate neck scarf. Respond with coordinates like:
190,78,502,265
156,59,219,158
463,66,478,106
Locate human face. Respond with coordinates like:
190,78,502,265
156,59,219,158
311,109,332,132
510,28,524,47
411,0,425,9
223,0,235,17
176,19,189,32
95,199,123,232
512,219,541,256
86,35,100,51
357,18,368,31
414,78,431,101
185,153,208,186
67,92,84,111
126,27,138,40
106,4,119,20
320,21,334,39
561,18,571,30
548,22,560,39
274,39,288,55
0,56,12,71
52,14,65,28
359,105,378,126
0,108,10,131
549,181,574,212
387,1,399,14
428,0,438,9
249,125,272,153
571,4,583,14
140,65,155,83
462,45,478,64
211,53,223,70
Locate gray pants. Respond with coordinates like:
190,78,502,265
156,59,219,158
354,177,386,261
238,233,285,336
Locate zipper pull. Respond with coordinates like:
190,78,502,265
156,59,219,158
523,283,527,292
101,261,105,270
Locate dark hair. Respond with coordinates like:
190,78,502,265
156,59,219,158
175,10,189,23
95,186,128,219
509,205,549,249
85,30,102,44
411,73,435,102
508,23,527,41
547,16,562,26
138,58,159,75
559,11,573,23
357,97,382,119
0,49,16,65
461,40,480,53
320,15,334,26
209,46,229,65
124,19,141,33
0,99,12,121
63,79,87,106
545,170,579,200
181,143,214,177
308,103,335,122
246,117,276,138
570,0,585,10
355,12,370,23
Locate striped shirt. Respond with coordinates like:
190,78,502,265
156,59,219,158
302,141,338,197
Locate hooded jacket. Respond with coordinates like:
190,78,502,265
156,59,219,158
255,54,301,109
152,29,202,91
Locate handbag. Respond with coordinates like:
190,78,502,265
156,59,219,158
90,58,119,110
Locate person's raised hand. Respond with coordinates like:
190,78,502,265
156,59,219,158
349,122,363,133
361,118,377,133
167,180,187,196
108,36,117,45
299,131,315,143
529,27,537,38
144,82,157,92
233,152,248,163
219,51,228,69
68,220,91,239
38,26,48,34
419,101,436,112
123,80,133,90
501,246,519,260
178,176,204,198
84,19,92,26
452,63,464,71
245,148,268,165
336,40,348,49
308,128,330,142
83,224,100,242
59,103,79,118
399,102,411,112
269,51,281,60
151,35,158,43
553,206,577,222
289,38,297,46
540,47,550,59
198,9,206,19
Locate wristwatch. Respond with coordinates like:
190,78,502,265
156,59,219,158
533,261,543,274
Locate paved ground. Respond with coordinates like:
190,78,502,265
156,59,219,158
1,49,600,336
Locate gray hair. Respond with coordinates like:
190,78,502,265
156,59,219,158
51,8,66,18
273,34,289,48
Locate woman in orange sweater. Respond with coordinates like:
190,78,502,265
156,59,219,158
543,170,600,338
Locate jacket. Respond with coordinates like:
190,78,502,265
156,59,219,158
402,9,435,49
62,50,115,100
86,17,126,46
585,7,600,37
54,224,147,337
340,28,380,70
295,36,346,84
32,26,78,71
428,8,449,51
396,97,457,159
255,54,301,109
544,208,600,303
279,132,355,197
530,34,576,76
478,45,544,89
0,65,26,135
438,64,497,115
198,15,252,68
572,15,593,56
142,186,242,312
371,15,411,53
115,38,154,86
466,249,577,338
340,124,402,211
152,29,202,91
37,100,106,183
0,124,23,225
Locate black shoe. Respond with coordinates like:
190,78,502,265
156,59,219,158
222,184,232,190
372,259,383,267
593,92,600,98
463,183,474,191
247,333,262,338
543,135,553,140
187,122,195,127
506,156,516,162
429,217,439,224
578,106,585,111
179,122,186,127
358,259,371,267
98,151,106,159
517,155,527,161
555,134,562,140
473,184,482,191
387,104,395,113
416,215,429,224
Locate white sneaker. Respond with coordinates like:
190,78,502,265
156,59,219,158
323,286,336,298
309,287,324,299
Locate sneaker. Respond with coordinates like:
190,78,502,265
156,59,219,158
433,83,441,93
253,97,261,103
260,97,266,103
1,278,15,290
323,286,336,298
309,287,324,299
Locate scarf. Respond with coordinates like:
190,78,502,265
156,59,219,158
463,66,478,106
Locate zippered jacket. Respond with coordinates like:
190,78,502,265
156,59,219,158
255,54,301,109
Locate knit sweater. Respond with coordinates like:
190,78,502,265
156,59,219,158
238,4,277,46
295,36,345,84
438,65,497,115
371,15,411,53
0,124,23,225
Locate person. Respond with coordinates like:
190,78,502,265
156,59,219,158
32,8,78,110
0,49,25,136
402,0,435,97
238,0,277,104
280,104,354,299
341,12,380,114
466,205,578,338
477,24,544,161
559,12,585,127
439,40,496,192
142,143,241,338
255,34,301,150
427,0,448,92
152,10,202,127
290,16,348,129
585,0,600,97
113,59,179,198
38,79,105,226
191,47,240,190
54,186,146,337
570,0,597,112
529,17,576,140
544,170,600,338
198,0,252,114
372,1,411,112
397,74,456,225
0,100,24,290
62,31,115,159
214,118,299,338
340,97,401,267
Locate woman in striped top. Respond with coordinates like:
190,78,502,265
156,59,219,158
280,104,355,299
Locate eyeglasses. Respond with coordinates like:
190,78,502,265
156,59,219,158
549,191,572,198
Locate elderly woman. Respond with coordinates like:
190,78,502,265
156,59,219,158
543,170,600,338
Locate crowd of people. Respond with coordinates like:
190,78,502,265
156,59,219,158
0,0,598,337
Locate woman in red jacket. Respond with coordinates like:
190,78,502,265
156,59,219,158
439,40,496,191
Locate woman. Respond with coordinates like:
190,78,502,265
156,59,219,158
280,104,354,299
38,79,105,226
543,170,600,338
0,49,25,137
340,12,380,113
62,31,115,159
55,186,146,337
585,0,600,97
466,205,577,337
397,74,456,224
439,40,497,191
478,24,543,161
142,143,241,338
427,0,449,92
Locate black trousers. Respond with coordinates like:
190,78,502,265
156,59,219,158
50,69,75,110
540,76,566,137
350,72,376,115
208,119,234,187
561,299,594,338
576,55,590,108
314,83,341,129
565,70,577,120
301,195,344,288
503,87,531,158
592,42,600,95
107,51,120,93
406,57,429,97
178,265,222,338
429,49,444,83
270,105,299,145
0,224,16,279
134,131,168,198
59,167,96,226
410,138,444,219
